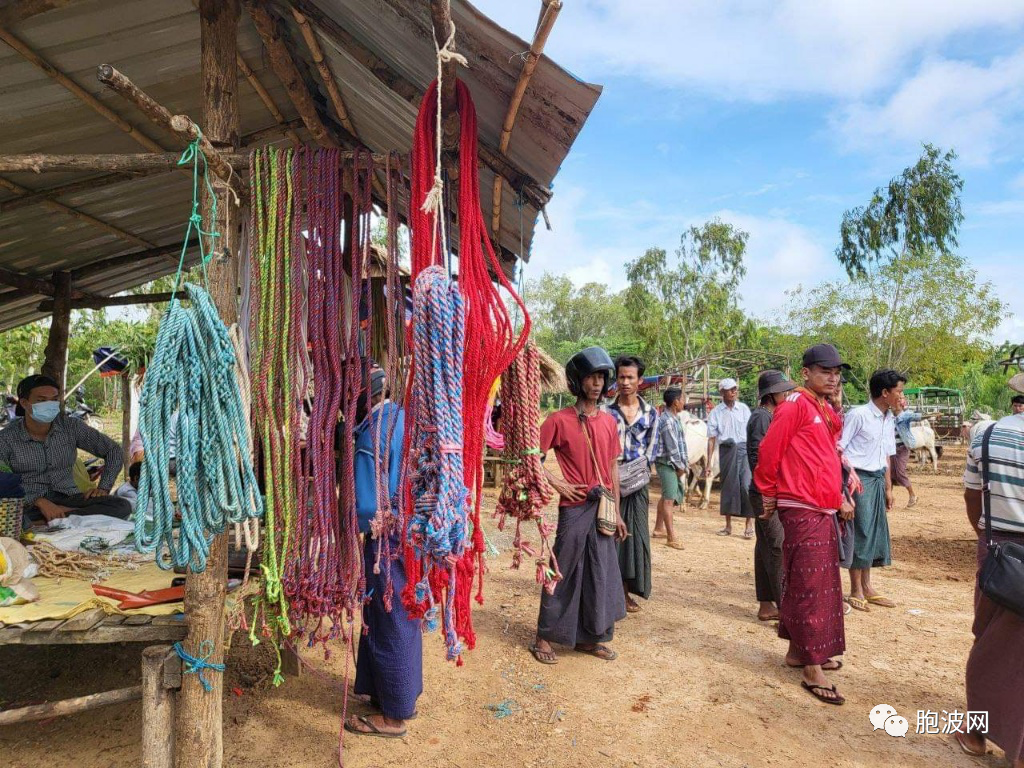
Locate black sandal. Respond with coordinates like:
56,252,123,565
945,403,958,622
575,643,618,661
801,681,845,705
530,644,559,665
344,714,407,738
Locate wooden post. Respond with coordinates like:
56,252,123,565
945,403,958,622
121,370,132,467
142,645,179,768
0,685,142,725
175,3,240,767
41,271,71,396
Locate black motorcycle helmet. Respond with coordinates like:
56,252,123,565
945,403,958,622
565,346,615,398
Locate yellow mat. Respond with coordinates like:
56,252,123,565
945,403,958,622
0,560,183,625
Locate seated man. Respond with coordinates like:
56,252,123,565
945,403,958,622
0,375,131,525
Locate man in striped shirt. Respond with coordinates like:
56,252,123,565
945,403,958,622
956,372,1024,766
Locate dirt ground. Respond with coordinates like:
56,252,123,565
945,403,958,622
2,446,1005,768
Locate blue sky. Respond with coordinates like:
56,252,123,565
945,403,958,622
476,0,1024,342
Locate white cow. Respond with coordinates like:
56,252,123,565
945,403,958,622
909,418,939,471
677,413,719,509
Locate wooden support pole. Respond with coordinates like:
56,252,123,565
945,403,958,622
0,175,154,248
96,65,244,192
0,27,164,152
40,271,71,395
0,684,142,726
243,1,339,149
121,370,132,470
428,0,460,154
141,645,178,768
175,2,239,766
0,152,250,174
38,291,176,312
491,0,561,236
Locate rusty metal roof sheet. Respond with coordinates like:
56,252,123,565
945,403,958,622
0,0,601,331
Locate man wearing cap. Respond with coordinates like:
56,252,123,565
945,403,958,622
706,377,754,537
755,344,848,705
840,368,905,612
0,374,130,526
747,370,797,622
955,371,1024,765
346,368,421,739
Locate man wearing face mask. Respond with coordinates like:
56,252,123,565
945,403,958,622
0,375,130,526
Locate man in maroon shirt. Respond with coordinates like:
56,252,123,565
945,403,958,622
531,347,627,665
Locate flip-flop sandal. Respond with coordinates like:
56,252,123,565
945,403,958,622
846,596,871,612
344,714,407,739
788,659,843,671
743,530,755,539
575,643,618,661
800,681,845,705
529,644,559,665
626,602,642,613
954,731,986,756
716,529,732,536
757,613,780,622
866,595,896,608
843,602,852,615
665,539,684,550
907,497,919,508
652,532,667,539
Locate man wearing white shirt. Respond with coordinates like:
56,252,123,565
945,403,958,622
840,368,905,612
706,378,754,537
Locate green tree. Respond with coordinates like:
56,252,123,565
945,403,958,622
837,143,964,277
786,249,1006,384
624,219,751,368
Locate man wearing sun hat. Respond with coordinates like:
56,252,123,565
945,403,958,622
706,376,753,537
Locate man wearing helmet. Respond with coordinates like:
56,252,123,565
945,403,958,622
530,346,628,665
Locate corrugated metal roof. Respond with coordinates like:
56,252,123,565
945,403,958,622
0,0,601,332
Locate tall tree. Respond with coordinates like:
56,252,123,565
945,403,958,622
837,143,963,276
786,249,1006,383
625,219,750,368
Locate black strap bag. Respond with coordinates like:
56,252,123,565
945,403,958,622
978,424,1024,619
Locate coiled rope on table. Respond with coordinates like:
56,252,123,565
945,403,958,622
403,265,469,661
495,341,558,592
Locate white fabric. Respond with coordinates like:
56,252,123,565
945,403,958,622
707,401,751,442
840,400,896,472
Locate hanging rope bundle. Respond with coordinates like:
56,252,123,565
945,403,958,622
135,138,262,572
494,342,559,592
402,265,469,661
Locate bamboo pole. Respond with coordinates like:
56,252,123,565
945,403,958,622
290,7,357,138
0,685,142,726
491,0,561,236
0,152,245,173
236,51,302,146
175,1,239,765
243,0,339,149
96,65,244,192
0,0,78,27
0,175,154,248
0,27,164,152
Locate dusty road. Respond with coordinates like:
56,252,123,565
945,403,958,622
2,448,998,767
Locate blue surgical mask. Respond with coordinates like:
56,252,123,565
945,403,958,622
30,401,61,423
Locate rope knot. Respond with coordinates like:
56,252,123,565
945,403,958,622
173,640,225,693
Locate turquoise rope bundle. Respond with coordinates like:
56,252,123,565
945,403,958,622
134,136,262,571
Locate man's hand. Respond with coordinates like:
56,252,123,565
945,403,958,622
760,496,777,520
83,487,109,499
37,499,66,522
885,490,894,511
839,499,855,521
550,476,587,503
615,515,629,541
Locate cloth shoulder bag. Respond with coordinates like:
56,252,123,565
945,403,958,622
580,414,618,536
978,424,1024,618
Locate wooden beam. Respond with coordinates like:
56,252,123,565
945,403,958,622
96,65,243,191
0,0,78,27
0,170,163,214
236,51,302,146
290,7,357,138
0,27,163,152
40,270,71,393
38,291,175,312
0,152,250,173
176,2,239,765
0,175,154,248
491,0,560,236
428,0,461,154
71,241,187,281
243,1,338,148
0,265,57,295
0,684,142,726
287,0,552,210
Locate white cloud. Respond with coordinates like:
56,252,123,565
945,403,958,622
832,51,1024,166
477,0,1024,100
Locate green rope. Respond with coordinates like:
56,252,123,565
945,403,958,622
171,133,220,299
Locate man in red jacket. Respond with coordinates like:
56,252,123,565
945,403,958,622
754,344,848,705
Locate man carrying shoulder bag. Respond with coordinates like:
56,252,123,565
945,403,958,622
956,372,1024,766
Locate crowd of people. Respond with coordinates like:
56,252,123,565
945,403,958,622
2,347,1022,763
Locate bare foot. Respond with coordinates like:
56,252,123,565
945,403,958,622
954,731,987,756
530,637,557,664
801,665,844,704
